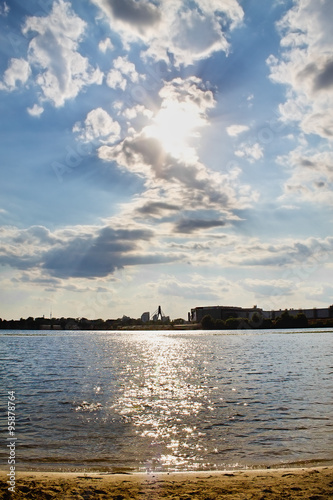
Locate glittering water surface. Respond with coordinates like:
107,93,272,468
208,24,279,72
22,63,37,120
0,329,332,471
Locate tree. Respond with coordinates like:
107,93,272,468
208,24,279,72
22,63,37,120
275,310,294,328
294,313,308,328
225,317,239,330
215,319,225,330
250,312,263,329
201,314,215,330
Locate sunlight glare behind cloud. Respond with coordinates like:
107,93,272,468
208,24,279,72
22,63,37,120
143,102,202,160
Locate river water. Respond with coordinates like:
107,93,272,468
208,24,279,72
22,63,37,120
1,328,332,472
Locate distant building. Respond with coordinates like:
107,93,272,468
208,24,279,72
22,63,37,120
190,304,333,322
65,320,79,330
190,305,261,323
141,312,150,322
262,306,333,320
40,324,61,330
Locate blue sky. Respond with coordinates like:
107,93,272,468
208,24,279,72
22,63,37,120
1,0,333,321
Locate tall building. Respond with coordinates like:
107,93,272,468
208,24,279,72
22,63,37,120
141,311,150,322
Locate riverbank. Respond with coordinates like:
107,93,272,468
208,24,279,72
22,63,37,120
1,466,332,499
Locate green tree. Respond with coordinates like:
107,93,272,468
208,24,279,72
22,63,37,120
275,310,294,328
262,318,273,329
250,312,263,329
215,319,225,330
294,313,308,328
201,314,215,330
225,317,239,330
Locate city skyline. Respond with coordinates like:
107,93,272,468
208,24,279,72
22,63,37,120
1,0,333,320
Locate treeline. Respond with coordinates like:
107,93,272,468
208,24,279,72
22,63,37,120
0,315,174,330
201,311,333,330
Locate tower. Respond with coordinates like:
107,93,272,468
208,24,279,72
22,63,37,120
152,305,167,321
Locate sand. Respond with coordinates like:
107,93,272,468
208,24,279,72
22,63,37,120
1,466,332,499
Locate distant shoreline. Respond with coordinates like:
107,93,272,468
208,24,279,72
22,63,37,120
1,322,333,331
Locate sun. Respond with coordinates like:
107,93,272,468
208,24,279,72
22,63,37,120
143,101,205,160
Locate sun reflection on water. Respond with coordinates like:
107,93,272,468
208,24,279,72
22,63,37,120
111,333,213,470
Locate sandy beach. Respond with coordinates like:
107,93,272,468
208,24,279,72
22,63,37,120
1,466,332,499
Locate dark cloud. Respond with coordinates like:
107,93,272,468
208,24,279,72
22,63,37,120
0,253,39,270
11,273,61,286
102,134,230,207
297,59,333,93
174,218,226,234
42,226,154,278
297,62,317,82
96,0,161,28
125,135,167,178
314,58,333,91
137,201,180,216
0,225,178,279
300,158,315,168
43,237,125,278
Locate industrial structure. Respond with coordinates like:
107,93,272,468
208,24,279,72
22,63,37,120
141,306,170,323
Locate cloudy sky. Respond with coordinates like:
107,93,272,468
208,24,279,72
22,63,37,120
1,0,333,321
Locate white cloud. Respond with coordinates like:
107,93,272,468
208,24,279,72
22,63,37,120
114,56,139,83
98,37,113,52
21,0,103,107
242,278,294,297
279,148,333,206
141,76,215,161
106,68,127,90
0,58,30,91
73,107,121,144
162,8,229,65
122,104,153,121
92,0,244,66
267,0,333,205
0,1,9,16
226,124,249,137
98,77,258,222
304,283,333,303
226,236,333,269
267,0,333,140
235,142,263,162
106,56,141,91
27,104,44,117
156,277,222,301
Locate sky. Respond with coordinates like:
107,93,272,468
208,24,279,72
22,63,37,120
0,0,333,321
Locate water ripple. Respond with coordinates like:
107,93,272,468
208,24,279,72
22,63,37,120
1,329,332,471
